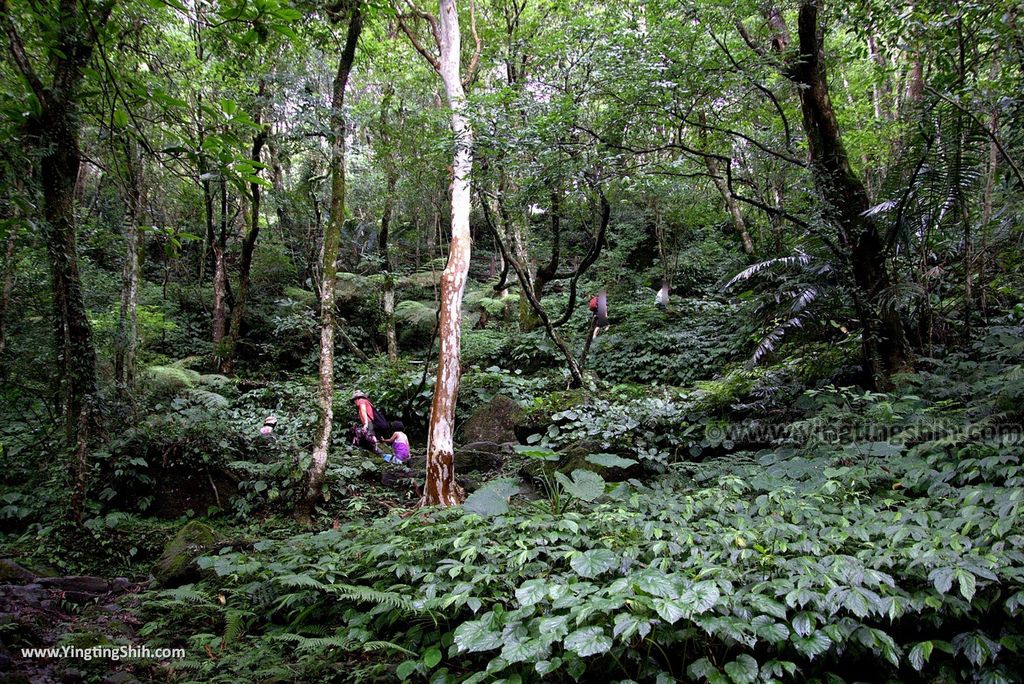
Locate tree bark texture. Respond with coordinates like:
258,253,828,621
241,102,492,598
422,0,473,507
298,5,363,522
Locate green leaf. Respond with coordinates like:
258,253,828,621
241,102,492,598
570,549,618,578
396,660,417,680
687,658,719,680
515,579,548,607
908,641,933,671
422,646,442,668
585,453,638,468
653,597,687,624
113,109,129,127
635,569,678,598
501,637,546,664
723,654,759,684
792,632,832,660
463,478,519,517
554,469,606,502
220,98,237,115
954,568,977,601
453,618,502,654
929,567,955,594
563,626,612,657
514,445,559,461
792,612,815,638
681,580,720,615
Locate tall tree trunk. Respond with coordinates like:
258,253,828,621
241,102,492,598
787,0,910,386
421,0,474,507
0,228,15,373
41,105,99,520
380,168,398,362
221,114,270,374
211,179,228,349
115,143,144,392
297,6,363,523
699,114,755,255
2,0,114,521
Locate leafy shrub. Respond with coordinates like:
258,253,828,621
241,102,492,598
590,299,744,386
141,428,1024,683
461,329,511,368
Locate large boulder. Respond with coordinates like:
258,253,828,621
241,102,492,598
454,441,511,473
0,559,36,584
512,389,592,443
459,396,523,445
152,521,216,587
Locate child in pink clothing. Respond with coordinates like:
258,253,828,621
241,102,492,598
381,431,411,464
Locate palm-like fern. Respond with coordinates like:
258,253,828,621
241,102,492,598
724,251,837,365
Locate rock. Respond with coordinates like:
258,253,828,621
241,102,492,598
152,521,216,588
454,441,510,473
0,559,37,584
103,672,140,684
111,578,132,593
459,396,522,445
37,576,111,594
3,583,44,607
512,389,593,443
61,668,85,683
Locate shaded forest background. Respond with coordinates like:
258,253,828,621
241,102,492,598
1,0,1023,682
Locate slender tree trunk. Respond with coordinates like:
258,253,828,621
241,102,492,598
707,155,755,255
221,116,269,374
481,197,585,388
380,169,398,362
115,144,144,392
699,114,755,255
211,179,228,349
0,229,15,371
421,0,474,507
787,0,911,386
297,6,363,523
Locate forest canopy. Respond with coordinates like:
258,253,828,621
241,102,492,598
1,0,1023,682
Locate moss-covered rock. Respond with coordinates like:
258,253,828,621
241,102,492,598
460,395,522,445
152,521,216,588
515,389,592,442
454,441,510,473
0,559,36,584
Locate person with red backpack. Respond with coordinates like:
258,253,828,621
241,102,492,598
350,391,405,457
588,291,609,338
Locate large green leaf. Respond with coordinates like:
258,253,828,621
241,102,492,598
563,626,613,657
453,618,502,654
463,478,519,517
585,453,638,468
723,654,759,684
554,469,606,502
570,549,618,578
515,578,549,607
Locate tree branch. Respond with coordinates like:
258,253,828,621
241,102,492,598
0,0,48,106
396,1,442,71
461,0,482,88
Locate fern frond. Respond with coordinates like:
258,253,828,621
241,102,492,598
327,583,414,611
362,640,418,657
724,252,812,290
188,389,230,409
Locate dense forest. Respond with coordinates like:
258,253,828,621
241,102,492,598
1,0,1023,681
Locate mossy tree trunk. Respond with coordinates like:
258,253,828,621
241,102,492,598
297,4,363,523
